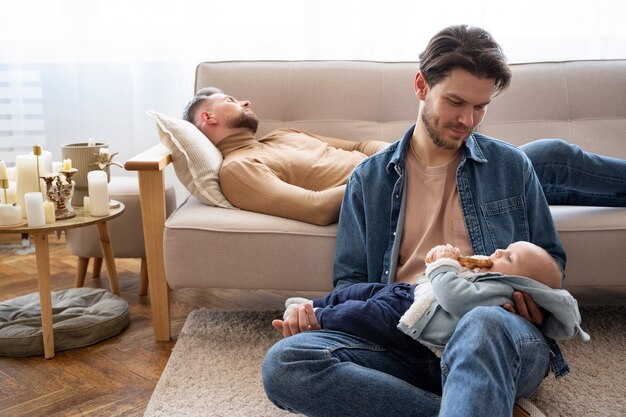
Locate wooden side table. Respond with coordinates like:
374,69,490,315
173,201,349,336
0,202,125,358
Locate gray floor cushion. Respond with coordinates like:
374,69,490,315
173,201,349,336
0,287,130,357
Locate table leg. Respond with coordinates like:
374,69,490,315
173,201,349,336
96,222,120,295
32,232,54,359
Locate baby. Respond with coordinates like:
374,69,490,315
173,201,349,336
275,241,589,355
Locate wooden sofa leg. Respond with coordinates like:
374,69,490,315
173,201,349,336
137,169,171,341
139,257,149,296
126,144,172,341
75,257,89,287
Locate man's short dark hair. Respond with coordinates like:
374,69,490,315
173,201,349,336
195,86,223,97
418,25,511,96
181,86,224,123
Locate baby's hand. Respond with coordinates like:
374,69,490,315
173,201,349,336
425,244,461,263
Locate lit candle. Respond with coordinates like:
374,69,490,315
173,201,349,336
87,170,109,216
0,160,8,180
63,158,72,171
44,201,56,223
0,203,22,226
24,192,46,227
83,196,91,214
16,154,40,218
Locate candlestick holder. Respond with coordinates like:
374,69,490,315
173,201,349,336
33,145,43,193
0,178,23,227
42,168,78,220
0,179,8,204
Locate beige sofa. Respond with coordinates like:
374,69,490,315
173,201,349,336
126,60,626,341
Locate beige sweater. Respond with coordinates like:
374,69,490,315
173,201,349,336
217,128,388,225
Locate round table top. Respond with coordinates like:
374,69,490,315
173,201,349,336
0,200,125,234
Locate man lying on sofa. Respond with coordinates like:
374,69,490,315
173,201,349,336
182,87,387,225
182,88,626,226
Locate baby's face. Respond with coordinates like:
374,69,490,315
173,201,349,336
487,241,548,277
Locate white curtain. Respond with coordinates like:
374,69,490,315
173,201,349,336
1,0,625,178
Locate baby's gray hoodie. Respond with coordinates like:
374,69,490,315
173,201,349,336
397,258,590,357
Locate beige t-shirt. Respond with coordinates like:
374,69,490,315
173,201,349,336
395,143,473,283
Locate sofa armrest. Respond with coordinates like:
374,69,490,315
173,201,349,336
124,143,172,172
124,143,172,341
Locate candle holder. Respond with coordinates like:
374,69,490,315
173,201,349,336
42,168,78,220
33,145,43,193
0,179,8,204
61,142,109,206
0,179,23,227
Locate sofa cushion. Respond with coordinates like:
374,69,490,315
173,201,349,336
164,196,336,292
146,110,234,208
0,287,129,357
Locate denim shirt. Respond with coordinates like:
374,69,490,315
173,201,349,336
333,124,570,377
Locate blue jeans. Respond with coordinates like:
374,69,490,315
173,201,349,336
262,307,550,417
522,139,626,206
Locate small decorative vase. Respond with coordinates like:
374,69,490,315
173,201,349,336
42,170,77,220
61,142,110,206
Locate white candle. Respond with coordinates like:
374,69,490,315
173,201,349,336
7,181,16,204
24,192,46,227
87,170,109,216
63,158,72,171
35,149,52,193
0,160,8,180
16,154,40,218
83,196,91,214
44,201,56,223
40,150,53,175
0,203,22,226
1,181,17,204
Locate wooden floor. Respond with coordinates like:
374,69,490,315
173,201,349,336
2,234,623,417
0,233,322,417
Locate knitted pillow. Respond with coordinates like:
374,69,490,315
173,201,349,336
147,111,234,208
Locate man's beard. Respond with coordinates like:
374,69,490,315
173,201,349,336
228,111,259,134
421,103,473,150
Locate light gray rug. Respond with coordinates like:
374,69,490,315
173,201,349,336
144,306,626,417
145,310,290,417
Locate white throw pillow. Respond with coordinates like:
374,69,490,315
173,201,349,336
146,110,234,208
